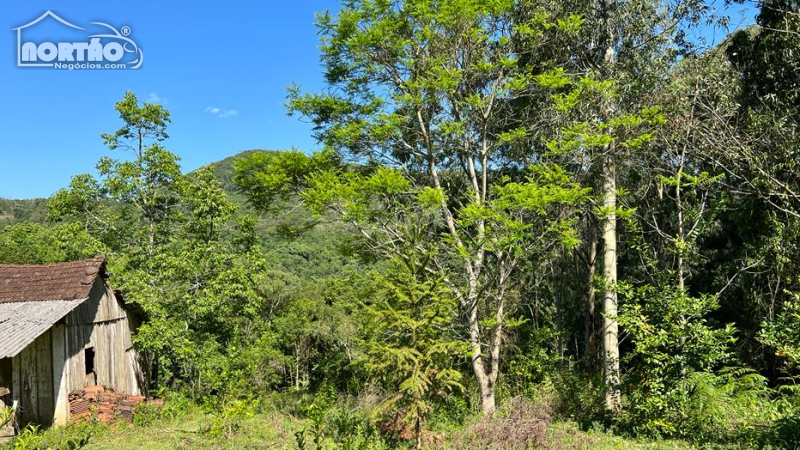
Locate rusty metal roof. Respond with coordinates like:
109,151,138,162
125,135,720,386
0,257,106,304
0,299,86,358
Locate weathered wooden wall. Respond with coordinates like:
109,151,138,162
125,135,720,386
11,329,55,425
55,278,141,423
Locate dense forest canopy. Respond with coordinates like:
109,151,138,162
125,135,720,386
2,0,800,448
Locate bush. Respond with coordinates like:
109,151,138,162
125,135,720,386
428,394,473,432
503,326,562,399
618,284,737,438
206,397,258,439
549,371,607,429
133,391,192,427
294,388,388,450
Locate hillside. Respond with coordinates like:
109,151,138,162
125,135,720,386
203,149,274,196
204,150,365,279
0,198,48,225
0,150,363,281
0,150,285,225
0,150,269,226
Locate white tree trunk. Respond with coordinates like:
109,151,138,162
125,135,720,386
465,276,496,415
602,153,621,411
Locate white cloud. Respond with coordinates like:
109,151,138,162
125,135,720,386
204,106,238,118
148,92,167,104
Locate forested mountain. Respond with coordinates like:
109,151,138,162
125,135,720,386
209,150,367,279
0,198,47,225
1,151,363,279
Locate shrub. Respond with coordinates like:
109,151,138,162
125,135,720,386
503,326,562,399
618,284,736,438
548,370,607,429
206,397,258,439
294,387,387,450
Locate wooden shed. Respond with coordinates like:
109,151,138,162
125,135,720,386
0,257,141,428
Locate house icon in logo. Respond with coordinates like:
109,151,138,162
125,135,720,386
12,11,84,67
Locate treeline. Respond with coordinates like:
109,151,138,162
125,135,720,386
1,0,799,448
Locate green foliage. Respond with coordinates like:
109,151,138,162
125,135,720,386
617,284,737,438
364,250,467,445
0,198,48,226
0,222,106,264
294,389,388,450
503,326,562,398
1,424,91,450
206,398,258,440
40,93,279,400
0,406,12,430
132,392,192,427
761,291,800,371
100,90,170,153
239,150,589,414
728,1,800,117
679,368,773,444
550,370,608,428
295,387,337,450
540,72,664,158
234,149,336,213
6,1,800,448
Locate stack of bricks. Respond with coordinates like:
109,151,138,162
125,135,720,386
68,385,156,424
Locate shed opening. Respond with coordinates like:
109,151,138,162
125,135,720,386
84,348,95,378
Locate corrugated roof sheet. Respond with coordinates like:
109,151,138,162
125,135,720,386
0,299,86,358
0,256,106,304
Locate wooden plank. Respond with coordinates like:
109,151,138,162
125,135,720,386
102,286,128,323
64,326,78,394
19,340,37,424
109,322,117,387
51,324,69,426
126,349,141,396
11,354,19,414
36,330,54,425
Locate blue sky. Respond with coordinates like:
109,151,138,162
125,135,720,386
0,1,338,199
0,1,756,199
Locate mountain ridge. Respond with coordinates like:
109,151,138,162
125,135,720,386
0,149,274,226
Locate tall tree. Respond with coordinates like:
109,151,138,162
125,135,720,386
50,90,180,258
526,0,715,408
48,93,271,396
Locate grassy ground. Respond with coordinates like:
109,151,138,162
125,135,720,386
6,393,747,450
34,408,300,450
22,407,707,450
